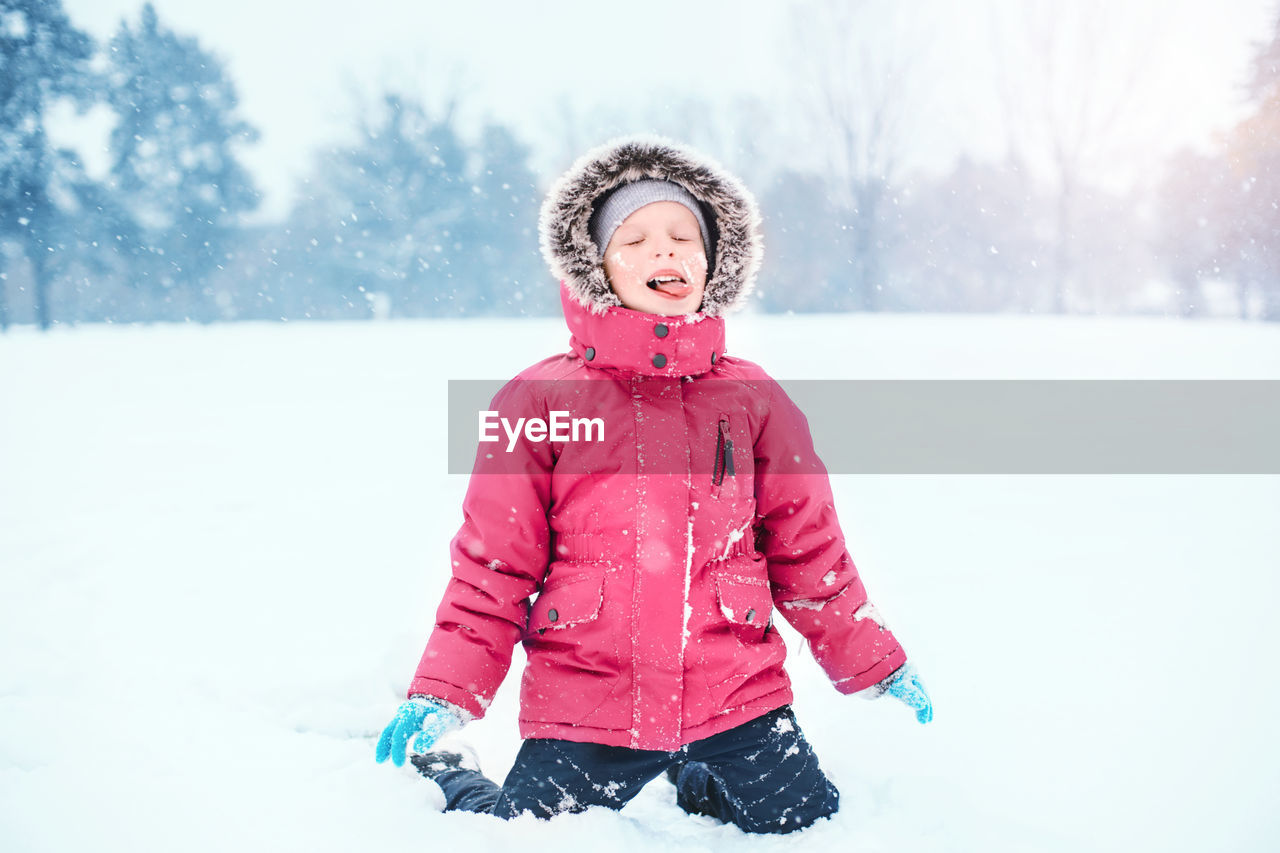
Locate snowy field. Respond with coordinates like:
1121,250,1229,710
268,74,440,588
2,312,1279,852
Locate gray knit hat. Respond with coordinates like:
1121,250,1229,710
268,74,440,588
588,179,714,267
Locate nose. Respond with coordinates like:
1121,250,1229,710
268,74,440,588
653,237,677,256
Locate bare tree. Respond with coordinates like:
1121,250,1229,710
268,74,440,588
1223,6,1280,321
990,0,1165,314
784,0,929,311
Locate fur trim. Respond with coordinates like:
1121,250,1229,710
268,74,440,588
539,136,763,317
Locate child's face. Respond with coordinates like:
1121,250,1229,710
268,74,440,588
602,201,708,315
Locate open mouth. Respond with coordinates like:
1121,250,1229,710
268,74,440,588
646,274,692,298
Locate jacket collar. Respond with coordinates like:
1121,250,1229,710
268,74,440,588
560,282,725,377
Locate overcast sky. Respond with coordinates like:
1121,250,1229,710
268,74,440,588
54,0,1278,220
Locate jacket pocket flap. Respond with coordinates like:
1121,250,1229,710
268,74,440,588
528,573,604,632
714,574,772,627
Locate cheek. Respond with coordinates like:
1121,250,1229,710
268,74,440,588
680,253,709,280
605,251,643,293
604,252,626,280
607,251,638,272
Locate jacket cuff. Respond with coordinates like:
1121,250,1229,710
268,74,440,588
406,693,474,724
407,677,491,721
833,647,907,695
857,663,907,700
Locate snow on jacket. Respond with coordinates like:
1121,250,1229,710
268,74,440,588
408,138,907,751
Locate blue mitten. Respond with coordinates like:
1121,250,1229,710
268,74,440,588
881,664,934,724
374,696,463,766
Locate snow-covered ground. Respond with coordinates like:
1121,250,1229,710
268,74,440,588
2,313,1278,852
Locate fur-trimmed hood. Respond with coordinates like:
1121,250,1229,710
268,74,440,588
539,136,763,317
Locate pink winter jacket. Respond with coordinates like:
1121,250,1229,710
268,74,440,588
407,138,907,751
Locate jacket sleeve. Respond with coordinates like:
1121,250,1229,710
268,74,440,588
753,379,907,694
407,379,554,719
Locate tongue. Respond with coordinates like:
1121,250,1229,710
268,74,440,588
651,279,691,298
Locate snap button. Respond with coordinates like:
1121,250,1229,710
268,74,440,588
652,353,667,368
711,352,718,364
654,323,669,338
745,608,756,624
584,347,595,361
548,608,559,622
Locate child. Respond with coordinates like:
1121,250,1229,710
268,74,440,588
375,137,932,834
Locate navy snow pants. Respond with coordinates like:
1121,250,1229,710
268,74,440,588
428,706,840,834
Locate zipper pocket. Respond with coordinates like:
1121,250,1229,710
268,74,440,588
713,416,734,487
